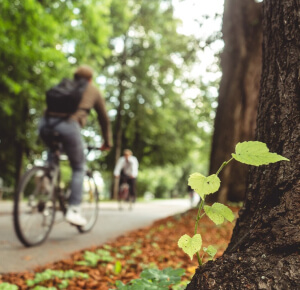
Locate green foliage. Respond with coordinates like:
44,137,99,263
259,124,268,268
203,245,217,260
58,280,69,290
204,203,235,225
188,173,220,199
59,161,72,188
102,0,215,174
136,159,210,199
0,0,67,185
112,267,185,290
0,283,18,290
32,286,56,290
178,234,202,260
137,165,184,198
1,0,218,199
114,260,122,275
179,141,289,265
26,269,88,288
232,141,290,166
172,280,190,290
0,0,112,187
75,249,114,267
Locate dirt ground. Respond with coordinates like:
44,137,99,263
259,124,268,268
0,206,240,289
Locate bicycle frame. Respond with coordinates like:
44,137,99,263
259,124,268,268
44,146,68,213
13,144,102,247
47,144,101,215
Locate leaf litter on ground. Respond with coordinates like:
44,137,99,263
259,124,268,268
0,205,240,289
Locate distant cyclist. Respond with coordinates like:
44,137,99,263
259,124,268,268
114,149,139,203
39,65,112,226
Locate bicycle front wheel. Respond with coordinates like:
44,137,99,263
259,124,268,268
77,171,99,233
13,166,56,247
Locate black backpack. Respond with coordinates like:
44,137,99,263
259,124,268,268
46,78,88,115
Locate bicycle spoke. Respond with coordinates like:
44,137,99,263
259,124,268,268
14,166,56,247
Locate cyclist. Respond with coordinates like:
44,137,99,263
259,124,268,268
114,149,139,203
39,65,112,226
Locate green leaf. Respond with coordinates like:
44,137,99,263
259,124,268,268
58,280,69,289
140,268,185,286
0,282,18,290
232,141,289,166
26,280,35,287
178,234,202,260
112,268,185,289
32,286,56,290
116,253,125,259
75,261,89,266
203,245,217,259
114,280,126,289
204,203,235,225
188,173,221,199
114,260,122,274
83,251,100,266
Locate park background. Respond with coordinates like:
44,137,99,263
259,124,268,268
0,0,254,205
1,0,299,289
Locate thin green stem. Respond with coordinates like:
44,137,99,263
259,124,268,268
199,213,206,220
194,198,205,266
193,157,233,267
197,252,202,265
216,158,233,176
194,199,205,235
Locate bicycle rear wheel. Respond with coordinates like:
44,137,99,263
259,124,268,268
13,166,56,247
118,183,129,210
77,171,99,233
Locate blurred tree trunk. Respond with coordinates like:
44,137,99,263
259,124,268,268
14,100,29,188
14,142,24,187
111,39,128,200
186,0,299,288
112,82,125,200
208,0,262,203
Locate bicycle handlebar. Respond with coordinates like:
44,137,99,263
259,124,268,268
86,146,102,151
86,146,111,156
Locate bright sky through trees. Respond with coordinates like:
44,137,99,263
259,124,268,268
172,0,224,133
173,0,224,37
173,0,224,80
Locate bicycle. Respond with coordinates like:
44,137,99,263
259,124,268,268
13,133,101,247
118,178,134,211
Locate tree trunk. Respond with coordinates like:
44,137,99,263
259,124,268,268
187,0,300,288
14,98,29,189
14,141,24,188
112,84,125,200
208,0,262,203
111,36,128,200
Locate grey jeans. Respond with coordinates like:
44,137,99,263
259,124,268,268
38,117,85,206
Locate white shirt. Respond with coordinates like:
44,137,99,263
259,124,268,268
113,156,139,178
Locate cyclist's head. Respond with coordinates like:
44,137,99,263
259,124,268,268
74,65,93,81
123,149,132,158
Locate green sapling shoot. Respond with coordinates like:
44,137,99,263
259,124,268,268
178,141,289,266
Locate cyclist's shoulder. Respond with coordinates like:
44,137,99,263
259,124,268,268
84,82,102,96
82,83,105,108
130,155,138,161
129,155,138,164
118,156,126,162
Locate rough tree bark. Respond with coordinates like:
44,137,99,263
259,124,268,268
208,0,262,203
187,0,299,289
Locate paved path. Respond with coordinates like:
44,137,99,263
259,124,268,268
0,199,191,273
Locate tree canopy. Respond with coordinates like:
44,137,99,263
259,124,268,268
0,0,220,198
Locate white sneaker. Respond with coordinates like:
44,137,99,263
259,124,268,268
65,205,87,226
